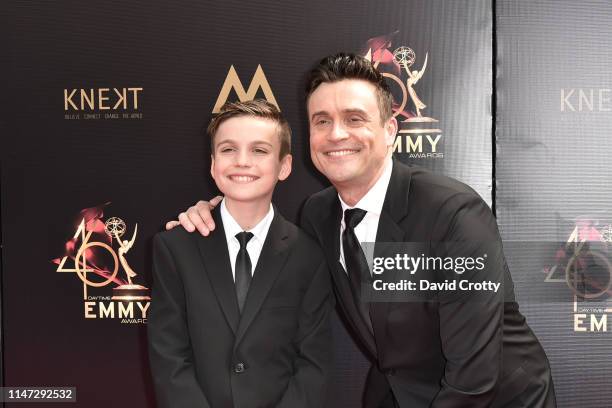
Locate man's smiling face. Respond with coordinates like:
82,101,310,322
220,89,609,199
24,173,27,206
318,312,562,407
307,79,396,191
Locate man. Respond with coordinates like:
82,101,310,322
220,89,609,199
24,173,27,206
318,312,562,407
149,100,332,408
167,54,555,407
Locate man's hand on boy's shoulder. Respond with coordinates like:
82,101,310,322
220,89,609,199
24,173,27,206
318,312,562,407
165,195,223,236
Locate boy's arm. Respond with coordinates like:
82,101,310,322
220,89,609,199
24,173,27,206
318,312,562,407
276,258,333,408
147,234,211,408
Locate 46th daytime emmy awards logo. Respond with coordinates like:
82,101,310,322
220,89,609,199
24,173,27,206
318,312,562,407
544,217,612,333
52,202,150,324
362,32,443,159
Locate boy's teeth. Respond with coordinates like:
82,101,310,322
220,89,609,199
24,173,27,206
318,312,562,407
232,175,256,182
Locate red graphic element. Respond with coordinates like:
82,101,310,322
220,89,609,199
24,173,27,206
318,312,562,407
362,31,402,75
575,219,603,242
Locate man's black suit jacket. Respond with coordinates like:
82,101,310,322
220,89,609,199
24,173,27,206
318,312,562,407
148,208,333,408
301,159,556,408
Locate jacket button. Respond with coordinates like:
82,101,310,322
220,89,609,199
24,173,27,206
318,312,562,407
234,363,245,373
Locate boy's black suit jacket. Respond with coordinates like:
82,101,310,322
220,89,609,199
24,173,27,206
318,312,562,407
301,159,555,408
148,207,333,408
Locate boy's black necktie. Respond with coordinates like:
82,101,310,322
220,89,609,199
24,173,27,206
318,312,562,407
342,208,373,331
235,231,254,313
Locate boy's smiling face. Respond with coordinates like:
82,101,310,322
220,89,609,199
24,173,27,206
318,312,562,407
211,115,292,205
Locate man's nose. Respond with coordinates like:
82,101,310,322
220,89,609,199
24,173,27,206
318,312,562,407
328,122,350,141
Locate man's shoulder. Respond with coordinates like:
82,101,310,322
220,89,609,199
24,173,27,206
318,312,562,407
405,162,478,195
307,185,337,205
399,161,484,206
302,185,337,218
277,213,324,259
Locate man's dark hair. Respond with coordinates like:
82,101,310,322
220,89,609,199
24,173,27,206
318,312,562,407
305,52,394,123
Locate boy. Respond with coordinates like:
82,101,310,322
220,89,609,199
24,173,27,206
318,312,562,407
148,99,333,408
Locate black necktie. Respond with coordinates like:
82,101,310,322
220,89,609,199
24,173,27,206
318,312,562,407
342,208,373,331
235,231,254,313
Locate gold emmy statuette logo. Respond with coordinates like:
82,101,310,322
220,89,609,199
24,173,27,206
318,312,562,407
392,47,432,122
212,65,279,113
53,204,150,323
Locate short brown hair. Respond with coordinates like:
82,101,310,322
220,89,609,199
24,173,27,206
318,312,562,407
305,53,394,123
207,99,291,159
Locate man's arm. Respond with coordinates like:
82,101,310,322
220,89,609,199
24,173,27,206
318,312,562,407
276,258,334,408
147,234,211,408
431,194,505,407
165,196,222,235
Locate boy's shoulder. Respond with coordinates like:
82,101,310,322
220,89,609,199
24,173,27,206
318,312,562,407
154,226,198,250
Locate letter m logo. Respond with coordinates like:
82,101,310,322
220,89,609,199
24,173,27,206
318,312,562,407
212,65,279,113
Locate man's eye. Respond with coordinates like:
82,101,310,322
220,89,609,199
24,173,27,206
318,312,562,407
220,147,235,153
349,116,364,123
315,118,330,125
254,148,268,154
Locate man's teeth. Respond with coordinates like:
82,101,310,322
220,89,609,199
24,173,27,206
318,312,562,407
326,150,358,156
231,175,256,182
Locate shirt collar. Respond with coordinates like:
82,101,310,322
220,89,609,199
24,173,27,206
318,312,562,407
338,157,393,216
220,199,275,244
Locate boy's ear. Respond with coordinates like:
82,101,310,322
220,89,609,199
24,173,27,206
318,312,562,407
277,154,292,181
210,154,216,180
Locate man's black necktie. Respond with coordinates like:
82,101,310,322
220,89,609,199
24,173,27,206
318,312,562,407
235,231,254,313
342,208,373,331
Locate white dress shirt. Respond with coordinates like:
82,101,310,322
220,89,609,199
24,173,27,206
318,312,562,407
338,158,393,273
220,199,274,281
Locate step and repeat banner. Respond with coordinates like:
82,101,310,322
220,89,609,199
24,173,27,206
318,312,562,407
3,0,609,407
496,1,612,407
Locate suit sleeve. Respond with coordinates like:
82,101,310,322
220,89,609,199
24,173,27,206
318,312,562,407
299,196,317,239
276,257,334,408
147,234,211,408
431,194,505,407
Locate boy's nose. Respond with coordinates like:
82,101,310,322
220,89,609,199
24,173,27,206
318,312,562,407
235,150,252,167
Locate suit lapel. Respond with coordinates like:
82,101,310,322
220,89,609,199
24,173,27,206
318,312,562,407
370,159,412,360
318,196,379,357
197,208,240,334
234,209,291,346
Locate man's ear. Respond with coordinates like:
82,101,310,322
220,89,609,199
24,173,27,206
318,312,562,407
210,154,216,180
385,116,398,147
278,154,292,181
